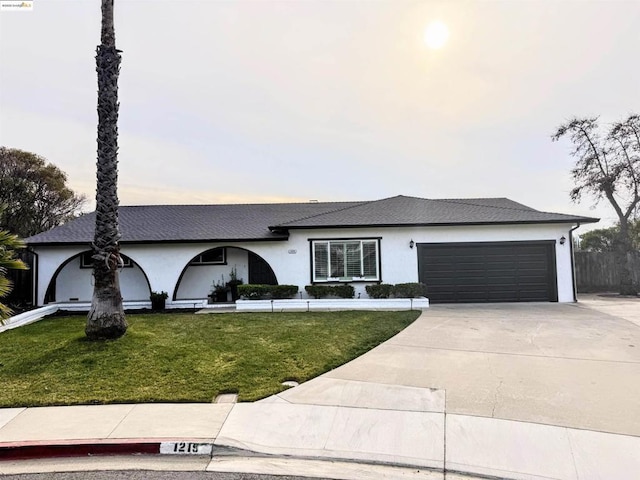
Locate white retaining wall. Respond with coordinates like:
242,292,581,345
236,298,429,312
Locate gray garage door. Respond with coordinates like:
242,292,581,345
418,241,558,303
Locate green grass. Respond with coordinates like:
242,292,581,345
0,310,419,407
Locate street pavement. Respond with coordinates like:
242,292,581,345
1,295,639,480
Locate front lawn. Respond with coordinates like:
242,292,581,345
0,310,419,407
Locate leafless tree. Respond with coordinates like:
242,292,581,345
553,114,640,295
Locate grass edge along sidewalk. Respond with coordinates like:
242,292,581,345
0,310,419,407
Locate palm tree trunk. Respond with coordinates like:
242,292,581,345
86,0,127,340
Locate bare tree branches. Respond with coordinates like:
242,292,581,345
553,113,640,295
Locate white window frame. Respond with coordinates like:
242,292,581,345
310,238,380,282
189,248,226,266
80,251,132,269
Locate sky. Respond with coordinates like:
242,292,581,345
1,0,639,233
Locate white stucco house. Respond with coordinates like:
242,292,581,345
24,195,598,307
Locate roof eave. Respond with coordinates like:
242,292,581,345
275,218,600,230
27,236,290,247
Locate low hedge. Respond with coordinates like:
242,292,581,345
237,284,299,300
304,285,330,299
239,283,426,300
271,284,299,299
392,282,428,298
365,284,394,299
365,282,427,298
305,284,355,299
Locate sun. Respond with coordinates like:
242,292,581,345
424,21,450,49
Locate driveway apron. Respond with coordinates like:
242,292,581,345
320,301,640,436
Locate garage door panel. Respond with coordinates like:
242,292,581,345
425,258,455,266
427,291,457,301
418,242,557,303
456,292,490,301
488,290,519,300
485,277,518,285
457,277,502,286
456,264,489,272
518,273,549,282
519,291,551,301
518,261,547,269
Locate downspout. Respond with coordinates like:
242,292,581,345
569,223,581,302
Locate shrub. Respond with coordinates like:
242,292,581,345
365,284,394,299
270,285,299,299
237,284,299,300
305,284,355,299
332,284,355,298
149,291,168,310
150,291,168,301
392,282,428,298
305,285,332,299
237,284,270,300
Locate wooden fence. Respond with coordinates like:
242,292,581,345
575,251,640,292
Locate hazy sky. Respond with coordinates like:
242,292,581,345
1,0,639,231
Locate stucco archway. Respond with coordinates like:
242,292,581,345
44,251,152,304
173,246,277,301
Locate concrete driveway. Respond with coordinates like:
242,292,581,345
320,296,640,436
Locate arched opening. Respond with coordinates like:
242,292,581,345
173,247,277,301
44,251,152,304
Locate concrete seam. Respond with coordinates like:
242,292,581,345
273,394,294,404
491,380,504,418
565,428,580,480
317,375,443,394
0,407,28,435
446,412,640,439
215,403,236,443
320,406,341,451
443,388,448,479
269,400,442,414
386,343,640,365
105,404,137,438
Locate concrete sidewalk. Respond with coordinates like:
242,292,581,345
1,299,639,479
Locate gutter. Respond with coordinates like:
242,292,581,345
270,218,600,231
25,236,290,247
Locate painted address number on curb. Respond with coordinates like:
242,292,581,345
160,442,213,455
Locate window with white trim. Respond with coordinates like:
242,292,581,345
312,239,379,282
189,248,226,265
80,252,133,268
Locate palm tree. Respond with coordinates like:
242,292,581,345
0,230,27,324
86,0,127,339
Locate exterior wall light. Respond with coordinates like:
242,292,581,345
409,239,415,249
559,236,566,245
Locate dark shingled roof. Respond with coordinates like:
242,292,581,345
275,195,597,229
25,195,598,245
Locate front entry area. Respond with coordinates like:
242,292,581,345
418,241,558,303
174,247,277,300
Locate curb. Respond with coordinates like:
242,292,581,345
0,439,213,461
